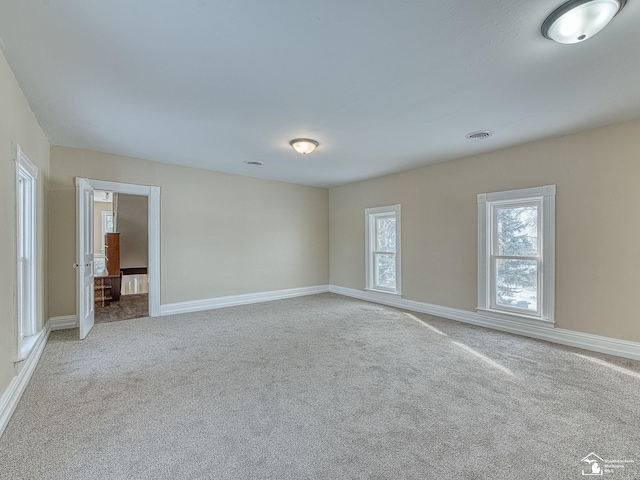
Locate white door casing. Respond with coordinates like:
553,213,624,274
75,178,161,330
76,177,95,339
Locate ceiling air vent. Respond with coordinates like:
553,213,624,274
465,130,493,140
244,161,264,166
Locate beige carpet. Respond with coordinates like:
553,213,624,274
1,293,639,479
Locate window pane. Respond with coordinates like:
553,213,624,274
106,213,114,233
17,162,37,339
496,205,538,256
495,258,537,311
376,216,396,252
374,253,396,289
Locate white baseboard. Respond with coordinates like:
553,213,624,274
50,315,77,330
329,285,640,361
0,322,51,438
160,285,330,316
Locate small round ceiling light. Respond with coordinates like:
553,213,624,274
290,138,319,155
465,130,493,140
244,161,263,166
542,0,626,44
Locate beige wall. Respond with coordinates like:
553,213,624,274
115,193,148,269
330,118,640,343
93,201,113,254
48,146,329,316
0,50,50,395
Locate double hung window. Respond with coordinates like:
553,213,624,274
16,145,37,350
365,205,401,295
478,186,555,323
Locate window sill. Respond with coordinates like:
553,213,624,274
365,288,403,297
476,308,555,328
15,331,43,363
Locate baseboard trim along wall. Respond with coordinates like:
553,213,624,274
160,285,331,316
49,315,78,331
3,283,637,439
0,322,51,438
329,285,640,361
46,286,640,360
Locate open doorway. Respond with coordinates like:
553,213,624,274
93,191,150,323
76,178,160,339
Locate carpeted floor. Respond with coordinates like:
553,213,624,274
1,293,638,479
95,293,149,324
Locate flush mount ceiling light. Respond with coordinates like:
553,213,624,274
542,0,626,44
290,138,319,155
244,161,264,166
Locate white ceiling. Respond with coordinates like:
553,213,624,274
1,1,639,187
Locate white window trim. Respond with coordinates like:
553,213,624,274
477,185,556,325
15,144,38,359
365,204,402,296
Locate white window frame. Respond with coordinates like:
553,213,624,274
100,210,114,253
16,145,38,355
365,204,402,295
478,185,555,325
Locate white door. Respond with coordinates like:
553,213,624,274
76,177,95,339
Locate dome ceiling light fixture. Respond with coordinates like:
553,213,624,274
290,138,319,155
541,0,627,44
